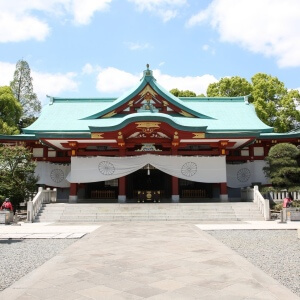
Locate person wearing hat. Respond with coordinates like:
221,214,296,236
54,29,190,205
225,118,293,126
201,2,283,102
0,198,13,211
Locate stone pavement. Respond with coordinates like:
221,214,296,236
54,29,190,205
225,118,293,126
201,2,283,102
0,222,101,239
196,220,300,231
1,222,299,300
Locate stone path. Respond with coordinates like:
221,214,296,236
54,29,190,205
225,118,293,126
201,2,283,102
0,222,101,239
196,220,300,231
1,222,299,299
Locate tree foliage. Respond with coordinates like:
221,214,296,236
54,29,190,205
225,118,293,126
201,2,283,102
251,73,300,132
263,143,300,190
0,144,38,208
206,73,300,132
0,86,22,135
170,88,197,97
207,76,252,97
10,60,41,123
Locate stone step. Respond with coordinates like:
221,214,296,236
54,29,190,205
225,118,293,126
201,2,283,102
35,202,264,222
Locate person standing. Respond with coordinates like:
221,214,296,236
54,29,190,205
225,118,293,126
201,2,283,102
283,193,293,208
0,198,13,211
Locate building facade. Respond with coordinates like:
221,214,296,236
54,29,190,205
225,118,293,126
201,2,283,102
1,66,299,202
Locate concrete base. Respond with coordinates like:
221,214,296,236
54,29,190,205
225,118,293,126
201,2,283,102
172,195,180,203
298,228,300,239
118,195,126,203
0,211,13,224
220,194,228,202
69,195,78,203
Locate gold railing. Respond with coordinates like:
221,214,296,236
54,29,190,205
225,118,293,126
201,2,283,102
181,189,207,198
91,190,116,199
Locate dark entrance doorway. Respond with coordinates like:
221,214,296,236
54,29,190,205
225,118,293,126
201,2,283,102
127,168,171,200
179,179,213,199
85,180,118,200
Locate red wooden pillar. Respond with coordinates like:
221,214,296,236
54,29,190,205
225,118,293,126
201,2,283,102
118,146,126,202
118,176,126,203
69,183,78,203
171,147,179,202
172,176,179,202
220,182,228,201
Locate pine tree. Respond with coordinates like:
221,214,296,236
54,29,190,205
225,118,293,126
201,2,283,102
10,60,41,124
263,143,300,190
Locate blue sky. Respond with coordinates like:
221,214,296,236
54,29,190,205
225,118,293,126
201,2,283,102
0,0,300,107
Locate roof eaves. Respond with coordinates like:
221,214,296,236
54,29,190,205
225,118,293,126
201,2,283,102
89,114,208,133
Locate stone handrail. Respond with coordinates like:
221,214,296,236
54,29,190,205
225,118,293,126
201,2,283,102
27,187,57,222
253,185,270,221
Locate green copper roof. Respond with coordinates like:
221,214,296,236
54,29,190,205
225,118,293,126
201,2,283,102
22,66,273,137
259,127,300,139
0,134,37,141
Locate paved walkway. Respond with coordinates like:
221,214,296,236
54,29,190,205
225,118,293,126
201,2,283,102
197,220,300,231
1,222,299,300
0,222,101,239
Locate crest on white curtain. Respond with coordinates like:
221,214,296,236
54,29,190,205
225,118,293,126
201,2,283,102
226,161,268,188
35,162,71,188
67,154,226,184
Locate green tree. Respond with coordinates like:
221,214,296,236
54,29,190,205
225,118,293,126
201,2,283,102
273,89,300,132
206,73,300,132
0,86,22,135
251,73,300,132
0,144,38,208
206,76,252,97
263,143,300,190
170,88,197,97
10,60,41,125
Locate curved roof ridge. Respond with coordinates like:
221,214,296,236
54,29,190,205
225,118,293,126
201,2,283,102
82,66,214,120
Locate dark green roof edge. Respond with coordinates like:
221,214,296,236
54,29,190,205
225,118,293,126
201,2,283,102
88,115,208,132
259,132,300,139
35,133,91,138
179,96,245,102
0,134,37,141
50,97,117,103
206,132,260,138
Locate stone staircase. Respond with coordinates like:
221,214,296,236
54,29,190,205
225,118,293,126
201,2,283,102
34,202,264,222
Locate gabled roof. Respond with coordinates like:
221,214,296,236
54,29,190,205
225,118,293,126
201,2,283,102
81,67,213,120
21,66,273,137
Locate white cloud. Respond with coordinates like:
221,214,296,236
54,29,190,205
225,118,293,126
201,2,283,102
202,44,215,55
32,71,78,105
154,69,218,95
70,0,111,25
0,61,15,86
125,42,151,51
82,63,95,74
96,66,217,95
128,0,186,22
186,0,300,68
0,61,79,106
202,44,209,51
96,67,140,93
0,12,50,43
0,0,111,42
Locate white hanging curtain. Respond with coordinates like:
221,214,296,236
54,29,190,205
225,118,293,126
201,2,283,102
66,154,226,183
35,162,71,188
226,160,269,188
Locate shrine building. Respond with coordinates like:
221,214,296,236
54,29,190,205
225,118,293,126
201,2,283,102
1,65,299,203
